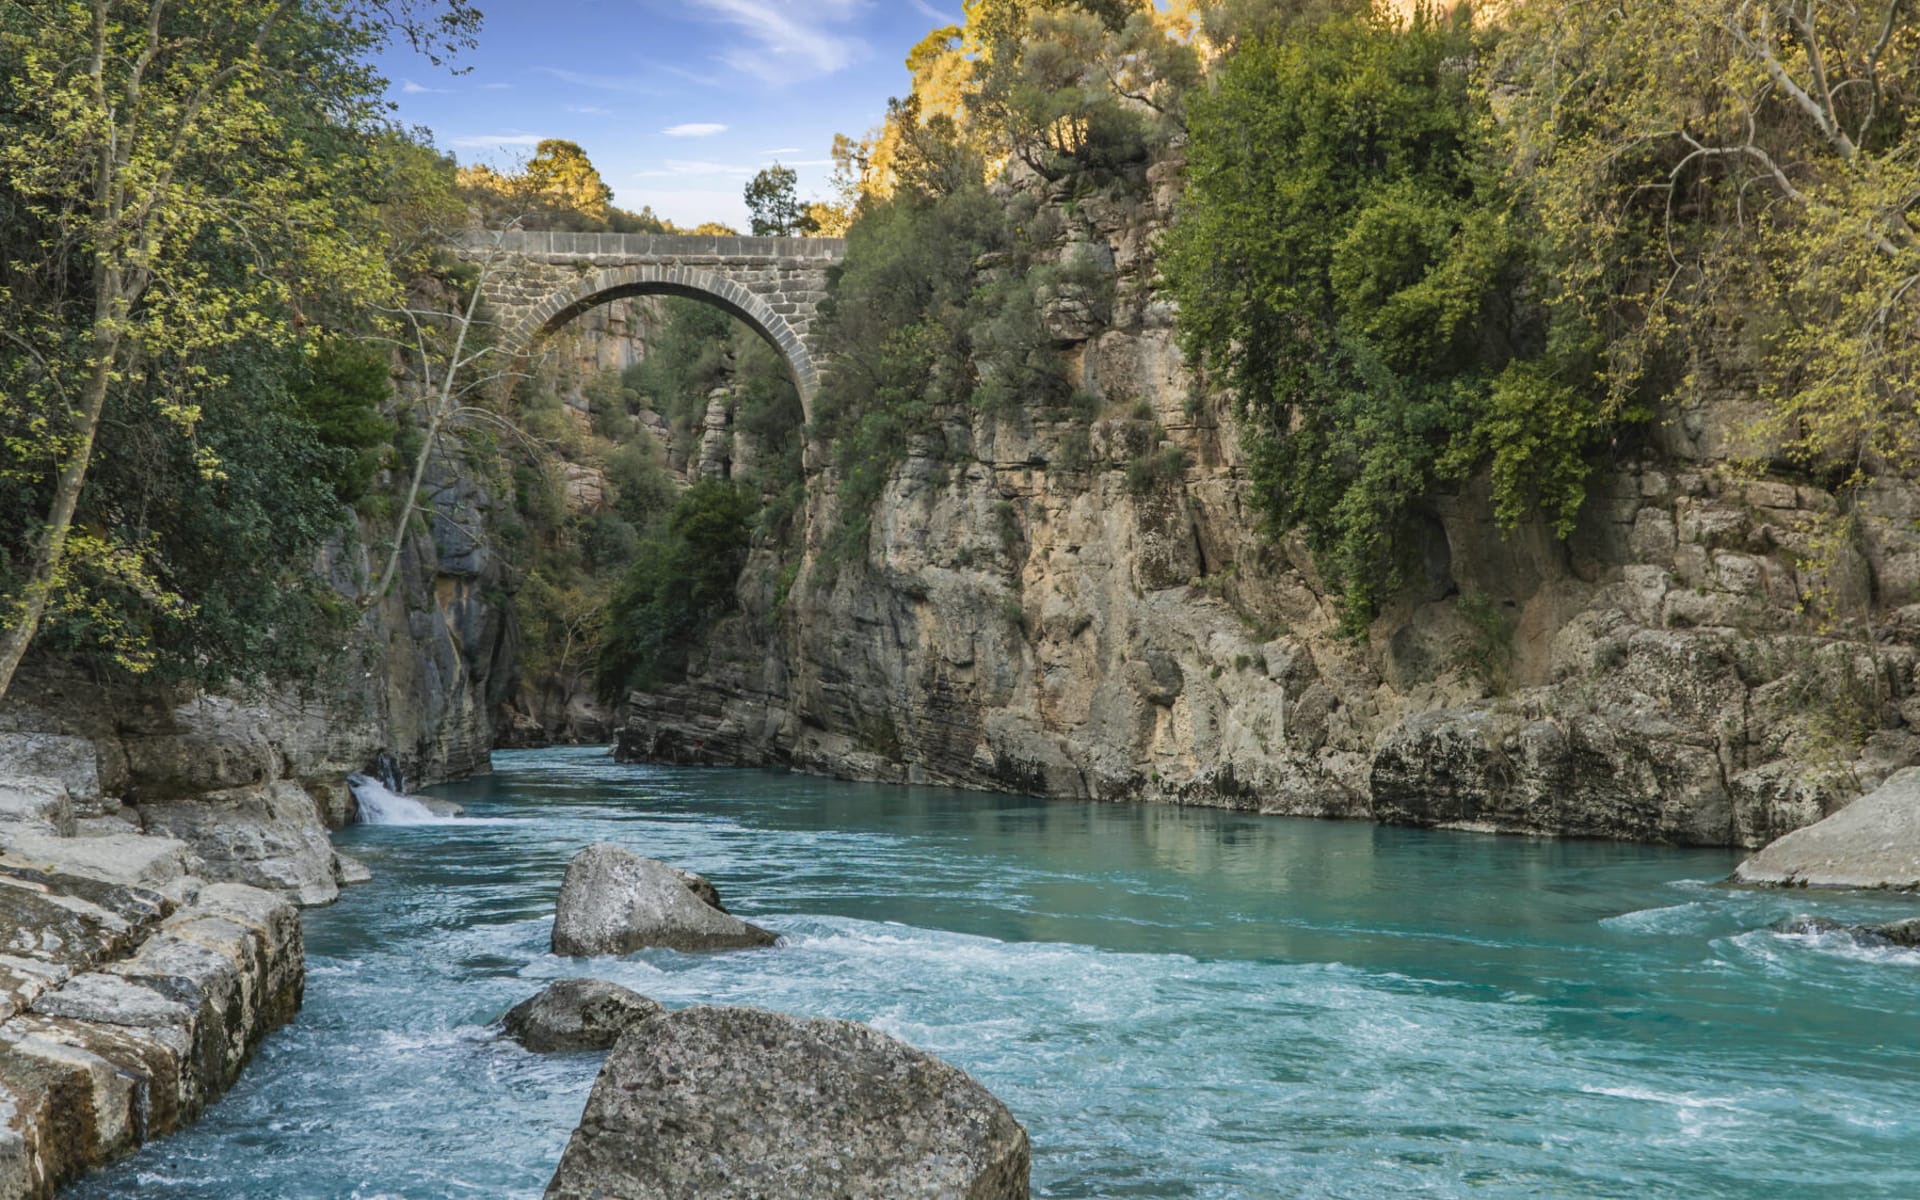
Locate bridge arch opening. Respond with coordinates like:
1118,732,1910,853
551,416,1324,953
518,265,821,418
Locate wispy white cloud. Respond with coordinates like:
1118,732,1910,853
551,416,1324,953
760,147,804,156
684,0,870,83
449,133,549,149
908,0,959,25
635,156,831,179
400,79,450,94
569,105,612,115
664,123,729,138
649,60,726,89
636,159,762,179
537,66,663,95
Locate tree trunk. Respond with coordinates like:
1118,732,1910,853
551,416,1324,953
0,329,119,704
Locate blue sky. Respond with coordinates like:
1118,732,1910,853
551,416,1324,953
374,0,960,229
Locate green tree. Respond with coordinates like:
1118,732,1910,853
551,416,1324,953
0,0,478,700
1161,4,1605,630
1500,0,1920,481
521,138,614,225
744,164,819,236
597,481,756,698
289,338,397,503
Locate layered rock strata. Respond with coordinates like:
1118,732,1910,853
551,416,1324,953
0,848,301,1199
614,169,1920,851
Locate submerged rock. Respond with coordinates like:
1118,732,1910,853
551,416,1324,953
550,843,775,956
502,978,662,1052
1735,768,1920,890
1880,917,1920,947
670,866,726,912
1775,914,1920,950
544,1005,1030,1200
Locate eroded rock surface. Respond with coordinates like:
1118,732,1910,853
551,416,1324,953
544,1005,1029,1200
503,978,662,1053
0,877,301,1198
1735,769,1920,889
610,158,1920,852
139,781,340,907
551,844,775,956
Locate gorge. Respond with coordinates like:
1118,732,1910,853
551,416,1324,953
4,0,1920,1195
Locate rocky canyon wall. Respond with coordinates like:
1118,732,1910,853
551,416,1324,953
615,165,1920,850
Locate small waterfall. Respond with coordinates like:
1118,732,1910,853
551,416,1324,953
348,774,450,825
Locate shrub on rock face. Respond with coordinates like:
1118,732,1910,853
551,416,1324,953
544,1005,1030,1200
550,842,775,956
502,978,663,1053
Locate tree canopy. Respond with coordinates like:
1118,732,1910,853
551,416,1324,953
0,0,478,696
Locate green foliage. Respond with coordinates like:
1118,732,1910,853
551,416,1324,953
606,442,677,529
814,174,1080,563
1452,592,1514,692
456,140,707,234
627,299,738,440
1055,426,1093,472
745,164,820,237
597,481,756,699
289,338,396,503
1161,5,1611,632
514,296,803,707
0,0,476,689
23,345,360,684
1499,0,1920,485
1126,443,1191,494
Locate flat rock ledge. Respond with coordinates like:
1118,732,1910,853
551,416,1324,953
0,869,302,1199
551,843,775,956
503,978,662,1053
1734,767,1920,890
545,1005,1030,1200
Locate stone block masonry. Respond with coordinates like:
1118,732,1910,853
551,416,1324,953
450,231,844,415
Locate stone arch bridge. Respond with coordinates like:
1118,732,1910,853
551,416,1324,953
451,231,846,414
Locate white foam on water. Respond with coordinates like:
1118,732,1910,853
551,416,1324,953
348,774,458,825
1581,1084,1741,1111
1770,924,1920,968
1600,901,1709,934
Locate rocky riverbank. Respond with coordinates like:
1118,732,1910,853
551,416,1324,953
0,786,302,1199
0,419,516,1192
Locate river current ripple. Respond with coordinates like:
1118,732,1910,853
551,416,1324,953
74,746,1920,1199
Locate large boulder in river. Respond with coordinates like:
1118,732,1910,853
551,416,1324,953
544,1005,1030,1200
1734,767,1920,889
550,843,775,956
503,978,663,1052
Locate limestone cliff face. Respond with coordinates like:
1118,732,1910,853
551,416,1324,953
617,165,1920,850
0,429,518,915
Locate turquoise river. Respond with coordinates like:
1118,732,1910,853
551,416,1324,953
74,747,1920,1198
